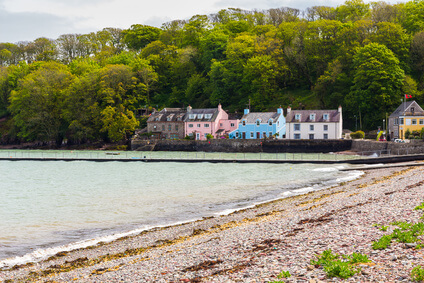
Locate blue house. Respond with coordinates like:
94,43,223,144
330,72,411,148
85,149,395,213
229,108,286,139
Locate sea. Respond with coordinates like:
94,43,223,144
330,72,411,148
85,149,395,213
0,150,363,268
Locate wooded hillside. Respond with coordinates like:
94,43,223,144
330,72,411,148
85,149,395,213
0,0,423,145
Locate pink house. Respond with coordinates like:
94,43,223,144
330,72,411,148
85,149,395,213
184,104,238,140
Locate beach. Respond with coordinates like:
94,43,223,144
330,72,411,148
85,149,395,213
2,164,424,282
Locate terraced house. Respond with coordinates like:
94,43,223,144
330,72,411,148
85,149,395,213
285,106,343,140
229,108,286,139
147,108,186,139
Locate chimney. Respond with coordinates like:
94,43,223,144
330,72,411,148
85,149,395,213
244,108,250,115
287,106,291,114
277,106,283,114
338,105,342,113
187,105,192,112
218,103,222,112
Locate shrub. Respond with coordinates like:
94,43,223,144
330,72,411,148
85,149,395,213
345,252,370,264
411,266,424,281
277,270,291,279
350,130,365,139
405,129,411,139
372,235,393,249
310,250,365,279
206,133,214,140
324,260,359,279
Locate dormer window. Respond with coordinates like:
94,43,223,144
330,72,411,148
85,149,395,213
197,114,203,119
242,120,246,126
323,114,329,120
205,114,212,119
189,114,196,120
268,120,273,126
295,114,301,121
411,107,415,113
310,113,316,121
256,120,261,126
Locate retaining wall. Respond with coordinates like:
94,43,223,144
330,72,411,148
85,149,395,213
351,140,424,155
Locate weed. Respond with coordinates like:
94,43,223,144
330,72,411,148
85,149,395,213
380,225,388,232
372,235,393,250
415,202,424,211
411,266,424,281
277,270,291,278
310,250,365,279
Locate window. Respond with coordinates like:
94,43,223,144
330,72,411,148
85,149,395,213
204,133,208,138
153,125,157,130
235,132,239,138
269,132,272,137
170,133,179,139
412,119,417,125
168,125,171,131
189,124,193,128
175,125,179,131
309,134,314,140
324,125,328,131
324,134,328,139
250,132,254,138
294,134,301,139
256,120,260,126
323,114,329,120
400,118,404,125
220,123,223,127
242,120,246,126
155,117,159,121
310,125,314,131
411,107,415,113
205,114,212,119
295,114,301,121
294,124,300,131
310,114,316,121
269,120,272,126
204,124,210,128
197,124,201,127
189,114,196,119
231,123,235,127
197,114,203,119
394,119,398,125
420,119,424,125
162,125,165,131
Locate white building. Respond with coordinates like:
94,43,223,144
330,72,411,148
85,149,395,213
285,106,343,140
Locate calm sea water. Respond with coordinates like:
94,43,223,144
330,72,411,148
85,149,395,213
0,152,362,268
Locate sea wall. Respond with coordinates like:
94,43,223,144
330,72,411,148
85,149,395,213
131,139,353,153
351,139,424,155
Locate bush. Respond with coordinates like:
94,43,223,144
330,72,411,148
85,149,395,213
405,129,411,139
206,133,214,140
411,266,424,281
350,130,365,139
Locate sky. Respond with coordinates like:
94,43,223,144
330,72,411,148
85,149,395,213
0,0,408,43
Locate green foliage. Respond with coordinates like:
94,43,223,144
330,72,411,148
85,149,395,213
206,133,214,140
405,128,412,139
350,130,365,139
411,266,424,282
277,270,291,279
372,235,393,249
310,249,366,279
372,221,424,250
415,201,424,211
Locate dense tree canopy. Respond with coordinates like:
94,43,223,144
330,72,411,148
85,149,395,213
0,0,424,145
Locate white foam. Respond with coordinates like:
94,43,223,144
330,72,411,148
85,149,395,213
312,167,338,172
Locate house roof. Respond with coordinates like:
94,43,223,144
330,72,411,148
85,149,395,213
147,108,186,122
241,112,282,123
184,108,219,122
285,110,340,123
389,101,424,118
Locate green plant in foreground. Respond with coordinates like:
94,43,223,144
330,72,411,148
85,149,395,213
380,225,388,231
415,202,424,211
277,270,291,278
311,250,367,279
411,266,424,281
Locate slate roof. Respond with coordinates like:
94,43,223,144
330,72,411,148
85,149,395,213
389,101,424,118
285,110,340,123
147,108,186,122
184,108,219,122
241,112,282,123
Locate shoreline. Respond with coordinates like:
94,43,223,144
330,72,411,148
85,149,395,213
2,165,424,282
0,165,361,269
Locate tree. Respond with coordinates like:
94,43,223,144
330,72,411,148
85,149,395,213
346,43,405,129
8,62,74,144
101,105,139,142
123,24,162,50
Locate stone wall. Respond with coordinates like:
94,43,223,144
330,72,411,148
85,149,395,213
351,139,424,155
131,139,353,153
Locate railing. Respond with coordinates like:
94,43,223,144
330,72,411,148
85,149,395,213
0,150,391,162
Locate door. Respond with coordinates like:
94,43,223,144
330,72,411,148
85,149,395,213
242,132,246,139
196,133,200,140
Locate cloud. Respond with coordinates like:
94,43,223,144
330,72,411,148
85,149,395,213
0,7,89,43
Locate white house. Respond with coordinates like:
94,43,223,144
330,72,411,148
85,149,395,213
285,106,343,140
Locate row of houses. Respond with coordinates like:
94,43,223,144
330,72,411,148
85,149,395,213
146,104,343,140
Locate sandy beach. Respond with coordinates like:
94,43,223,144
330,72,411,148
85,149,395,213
2,164,424,282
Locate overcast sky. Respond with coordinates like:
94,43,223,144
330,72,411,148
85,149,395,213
0,0,408,43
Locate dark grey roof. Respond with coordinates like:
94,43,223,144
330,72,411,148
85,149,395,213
184,108,219,122
241,112,282,123
389,101,424,117
285,110,340,123
147,109,186,122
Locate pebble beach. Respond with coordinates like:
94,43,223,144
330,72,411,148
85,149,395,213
2,164,424,282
